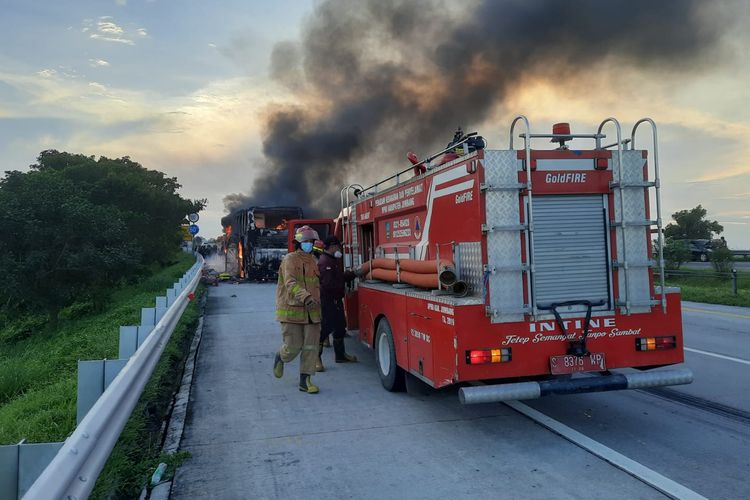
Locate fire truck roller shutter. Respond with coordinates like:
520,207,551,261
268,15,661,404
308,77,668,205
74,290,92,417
532,195,611,312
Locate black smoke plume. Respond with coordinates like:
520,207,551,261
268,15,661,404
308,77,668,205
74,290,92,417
225,0,727,216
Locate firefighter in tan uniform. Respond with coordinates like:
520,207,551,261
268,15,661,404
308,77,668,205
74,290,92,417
273,226,323,393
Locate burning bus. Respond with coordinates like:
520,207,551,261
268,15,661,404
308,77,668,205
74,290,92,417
220,206,304,281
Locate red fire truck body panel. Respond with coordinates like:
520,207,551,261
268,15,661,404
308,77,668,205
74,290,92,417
357,284,683,388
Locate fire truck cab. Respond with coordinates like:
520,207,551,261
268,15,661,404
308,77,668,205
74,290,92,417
303,116,693,403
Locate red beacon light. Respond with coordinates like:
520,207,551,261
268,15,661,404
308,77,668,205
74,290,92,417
552,122,572,150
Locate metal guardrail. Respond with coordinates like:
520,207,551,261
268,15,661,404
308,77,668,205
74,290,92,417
23,256,203,500
730,250,750,258
656,268,741,295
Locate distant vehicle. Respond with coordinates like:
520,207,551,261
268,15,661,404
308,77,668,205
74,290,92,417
686,239,713,262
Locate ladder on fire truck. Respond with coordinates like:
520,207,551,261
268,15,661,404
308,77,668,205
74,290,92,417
506,116,666,317
341,184,364,271
339,133,486,273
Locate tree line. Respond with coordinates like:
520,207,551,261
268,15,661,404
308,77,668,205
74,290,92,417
0,150,205,324
660,205,732,270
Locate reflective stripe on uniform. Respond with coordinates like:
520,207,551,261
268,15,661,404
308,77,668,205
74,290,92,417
276,308,307,319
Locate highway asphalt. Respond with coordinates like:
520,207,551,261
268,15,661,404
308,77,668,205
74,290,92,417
171,285,749,500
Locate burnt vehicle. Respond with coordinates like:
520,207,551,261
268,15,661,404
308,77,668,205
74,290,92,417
220,206,304,281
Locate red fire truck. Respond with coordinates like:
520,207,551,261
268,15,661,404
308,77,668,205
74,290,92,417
290,116,693,403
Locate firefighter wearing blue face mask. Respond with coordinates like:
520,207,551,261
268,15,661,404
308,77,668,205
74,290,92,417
274,225,322,393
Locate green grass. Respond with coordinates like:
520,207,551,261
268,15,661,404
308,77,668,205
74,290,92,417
0,252,195,444
663,268,749,307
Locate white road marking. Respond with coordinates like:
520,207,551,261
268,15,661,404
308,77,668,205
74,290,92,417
505,401,707,500
684,347,750,366
682,306,750,320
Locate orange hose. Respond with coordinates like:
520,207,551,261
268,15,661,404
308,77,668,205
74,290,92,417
361,258,454,274
370,268,441,289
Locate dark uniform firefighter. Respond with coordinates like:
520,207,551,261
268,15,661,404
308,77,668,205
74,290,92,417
273,225,322,394
316,236,358,372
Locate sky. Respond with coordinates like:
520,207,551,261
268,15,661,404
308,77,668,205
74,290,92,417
1,0,749,248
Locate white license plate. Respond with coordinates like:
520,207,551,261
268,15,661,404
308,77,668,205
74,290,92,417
550,353,606,375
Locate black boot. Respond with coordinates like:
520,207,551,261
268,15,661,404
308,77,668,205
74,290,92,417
299,374,319,393
334,338,358,363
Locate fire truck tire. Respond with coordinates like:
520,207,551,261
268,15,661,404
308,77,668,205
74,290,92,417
375,319,405,392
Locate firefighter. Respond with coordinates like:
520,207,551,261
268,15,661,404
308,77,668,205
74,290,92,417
317,236,358,371
311,238,332,351
273,225,322,394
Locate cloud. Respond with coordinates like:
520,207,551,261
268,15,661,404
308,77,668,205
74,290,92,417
0,68,154,123
88,82,108,93
84,16,139,45
90,34,135,45
116,0,128,6
89,59,111,68
97,20,124,35
74,77,290,166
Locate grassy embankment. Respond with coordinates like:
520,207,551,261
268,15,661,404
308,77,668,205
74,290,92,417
663,267,749,307
0,251,203,498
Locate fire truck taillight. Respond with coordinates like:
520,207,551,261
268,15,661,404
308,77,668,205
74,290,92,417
466,348,512,365
635,336,676,351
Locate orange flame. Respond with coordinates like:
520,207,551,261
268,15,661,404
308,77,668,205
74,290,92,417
238,242,245,279
275,219,288,231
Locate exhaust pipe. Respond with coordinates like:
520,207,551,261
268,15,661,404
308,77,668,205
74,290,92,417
458,368,694,404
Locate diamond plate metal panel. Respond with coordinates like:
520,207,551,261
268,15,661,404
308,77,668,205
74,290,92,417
483,150,525,322
613,151,651,313
349,205,361,268
360,282,483,306
457,242,482,294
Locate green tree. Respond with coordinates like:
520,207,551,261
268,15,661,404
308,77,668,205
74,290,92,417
657,238,692,270
711,246,733,273
0,150,206,323
30,151,206,265
664,205,723,240
0,170,140,324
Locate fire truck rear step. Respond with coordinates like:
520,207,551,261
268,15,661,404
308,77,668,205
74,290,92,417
459,368,694,404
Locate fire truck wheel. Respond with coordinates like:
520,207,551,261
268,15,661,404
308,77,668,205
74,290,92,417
375,319,405,392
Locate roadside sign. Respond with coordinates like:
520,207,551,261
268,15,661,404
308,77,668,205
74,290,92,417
181,225,192,241
188,213,200,223
189,224,200,235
